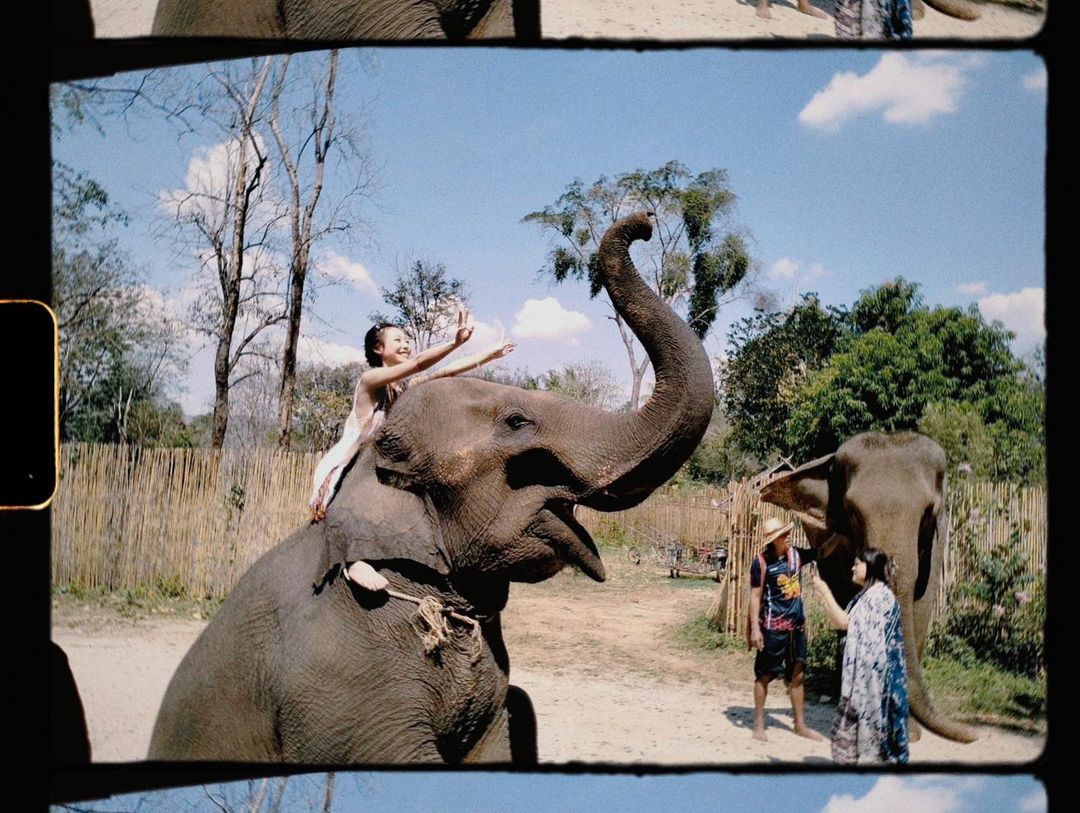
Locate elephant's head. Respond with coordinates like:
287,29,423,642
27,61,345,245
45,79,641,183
760,431,977,743
325,212,713,596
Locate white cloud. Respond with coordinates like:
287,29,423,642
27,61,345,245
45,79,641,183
469,319,508,353
768,258,828,283
769,258,800,282
821,777,961,813
1018,789,1047,813
1022,66,1047,94
799,53,975,131
321,250,380,297
511,297,591,344
297,335,367,367
956,281,987,296
160,135,274,221
978,287,1045,349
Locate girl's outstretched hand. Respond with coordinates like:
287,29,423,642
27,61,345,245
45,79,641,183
454,306,474,346
490,341,516,360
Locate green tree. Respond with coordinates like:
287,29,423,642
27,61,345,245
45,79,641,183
52,162,188,444
720,293,845,460
918,401,995,478
523,161,754,408
782,282,1042,481
289,361,367,452
372,259,467,351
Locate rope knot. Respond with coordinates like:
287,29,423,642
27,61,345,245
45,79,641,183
384,586,483,663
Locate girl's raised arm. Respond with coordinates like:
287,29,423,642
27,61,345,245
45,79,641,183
362,308,474,390
412,341,516,385
811,572,850,631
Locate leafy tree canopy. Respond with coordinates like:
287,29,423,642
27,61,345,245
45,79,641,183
722,278,1043,484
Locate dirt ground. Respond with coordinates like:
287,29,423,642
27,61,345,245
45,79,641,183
51,551,1044,765
88,0,1044,40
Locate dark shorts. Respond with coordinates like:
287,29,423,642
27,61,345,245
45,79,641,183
754,627,807,682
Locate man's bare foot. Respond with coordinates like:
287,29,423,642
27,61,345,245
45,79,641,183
797,1,828,17
756,1,772,19
752,728,769,742
346,560,389,591
794,726,824,741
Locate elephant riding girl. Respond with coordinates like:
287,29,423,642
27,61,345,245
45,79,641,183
149,212,717,764
309,309,515,591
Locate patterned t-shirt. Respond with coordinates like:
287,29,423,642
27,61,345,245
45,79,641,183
749,544,818,631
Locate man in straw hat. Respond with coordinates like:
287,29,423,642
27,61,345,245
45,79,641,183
749,516,823,742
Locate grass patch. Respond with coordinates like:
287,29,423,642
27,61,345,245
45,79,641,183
679,612,744,653
52,581,225,621
924,656,1046,730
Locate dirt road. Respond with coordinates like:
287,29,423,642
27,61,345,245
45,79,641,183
52,553,1043,765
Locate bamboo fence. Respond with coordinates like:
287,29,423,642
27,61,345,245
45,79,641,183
50,445,1046,626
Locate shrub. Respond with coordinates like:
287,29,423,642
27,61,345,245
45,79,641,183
929,519,1045,678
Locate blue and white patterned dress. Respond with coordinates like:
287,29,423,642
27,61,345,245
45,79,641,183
831,581,910,764
835,0,913,39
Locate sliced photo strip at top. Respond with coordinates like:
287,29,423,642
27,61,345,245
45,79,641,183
62,0,1046,42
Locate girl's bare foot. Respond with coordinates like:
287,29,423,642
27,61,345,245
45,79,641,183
346,560,389,591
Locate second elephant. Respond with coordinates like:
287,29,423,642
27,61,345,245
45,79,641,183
761,432,978,744
151,0,539,39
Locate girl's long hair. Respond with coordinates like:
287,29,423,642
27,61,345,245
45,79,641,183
363,323,405,411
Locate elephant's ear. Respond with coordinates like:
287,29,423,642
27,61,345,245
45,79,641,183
759,453,836,535
321,447,451,578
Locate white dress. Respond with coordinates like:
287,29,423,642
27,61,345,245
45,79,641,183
309,380,399,517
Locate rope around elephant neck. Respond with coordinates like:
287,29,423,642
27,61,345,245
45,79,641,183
384,587,484,663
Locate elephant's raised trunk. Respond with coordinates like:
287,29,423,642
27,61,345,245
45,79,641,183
576,212,715,511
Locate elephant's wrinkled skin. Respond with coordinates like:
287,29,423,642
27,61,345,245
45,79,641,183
760,432,977,743
151,0,537,39
148,212,715,763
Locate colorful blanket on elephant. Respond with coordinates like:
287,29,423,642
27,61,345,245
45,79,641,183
834,0,913,39
831,581,910,764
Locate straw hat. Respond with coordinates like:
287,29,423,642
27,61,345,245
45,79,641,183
761,517,794,546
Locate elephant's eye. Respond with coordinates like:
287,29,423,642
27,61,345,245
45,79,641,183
504,413,532,430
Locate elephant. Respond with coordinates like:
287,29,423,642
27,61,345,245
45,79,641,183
147,211,715,763
760,431,978,743
915,0,981,22
150,0,540,38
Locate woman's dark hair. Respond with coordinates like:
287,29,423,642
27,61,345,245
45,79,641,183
364,323,400,368
857,547,892,587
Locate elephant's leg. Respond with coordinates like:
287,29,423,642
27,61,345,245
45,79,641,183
462,685,538,764
506,684,539,763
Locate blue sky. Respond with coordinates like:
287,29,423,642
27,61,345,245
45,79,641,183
52,49,1046,416
84,773,1047,812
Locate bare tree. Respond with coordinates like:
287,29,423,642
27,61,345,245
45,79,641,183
371,258,467,351
159,58,286,448
540,359,622,410
269,52,375,449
